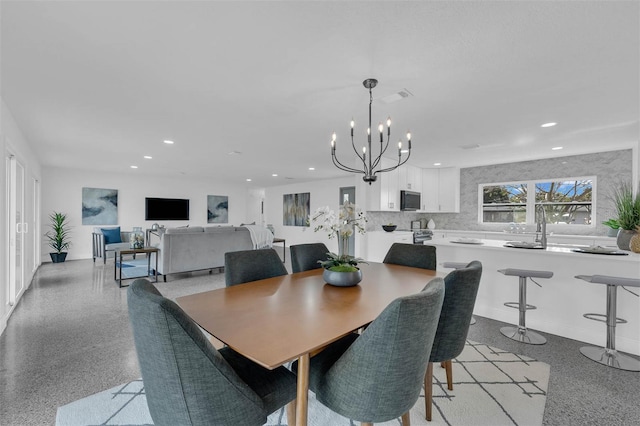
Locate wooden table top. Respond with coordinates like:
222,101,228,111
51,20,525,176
176,262,444,369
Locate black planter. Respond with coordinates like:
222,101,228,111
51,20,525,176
50,252,68,263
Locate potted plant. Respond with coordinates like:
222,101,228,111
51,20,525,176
310,202,368,286
610,182,640,250
46,211,71,262
602,218,620,238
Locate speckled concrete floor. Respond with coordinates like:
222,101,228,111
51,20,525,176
1,253,639,426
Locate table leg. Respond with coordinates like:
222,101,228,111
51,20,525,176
154,251,158,282
118,252,123,288
295,353,309,426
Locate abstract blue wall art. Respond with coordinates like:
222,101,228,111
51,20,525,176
207,195,229,223
82,187,118,225
283,192,310,226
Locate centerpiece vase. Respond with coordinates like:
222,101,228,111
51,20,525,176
338,231,350,258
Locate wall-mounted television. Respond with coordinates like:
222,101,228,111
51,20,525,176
145,197,190,221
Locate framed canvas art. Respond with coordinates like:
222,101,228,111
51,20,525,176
207,195,229,223
283,192,310,226
82,187,118,225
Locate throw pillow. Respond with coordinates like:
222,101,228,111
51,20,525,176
101,227,121,244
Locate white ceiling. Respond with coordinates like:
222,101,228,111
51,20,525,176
1,1,638,187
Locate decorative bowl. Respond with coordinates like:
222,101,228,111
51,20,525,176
322,268,362,287
382,225,397,232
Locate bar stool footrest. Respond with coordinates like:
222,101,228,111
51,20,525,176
580,346,640,372
504,302,536,310
583,313,626,324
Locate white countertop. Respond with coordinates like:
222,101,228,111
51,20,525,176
427,237,640,263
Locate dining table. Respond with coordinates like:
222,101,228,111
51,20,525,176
175,261,445,426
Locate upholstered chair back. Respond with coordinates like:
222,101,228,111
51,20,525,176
224,248,287,287
127,279,269,426
383,243,437,270
310,278,445,422
430,260,483,362
290,243,330,273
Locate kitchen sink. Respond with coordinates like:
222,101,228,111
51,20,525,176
503,241,545,249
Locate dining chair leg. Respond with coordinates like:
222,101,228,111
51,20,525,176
401,411,411,425
361,423,373,426
440,361,445,368
444,359,453,390
425,361,434,421
286,400,297,426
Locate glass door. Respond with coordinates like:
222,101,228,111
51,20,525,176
6,153,25,307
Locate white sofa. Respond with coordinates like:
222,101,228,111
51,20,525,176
151,226,256,281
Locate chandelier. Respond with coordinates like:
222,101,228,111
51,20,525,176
330,78,412,185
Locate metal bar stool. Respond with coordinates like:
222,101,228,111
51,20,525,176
575,275,640,371
443,262,477,325
498,268,553,345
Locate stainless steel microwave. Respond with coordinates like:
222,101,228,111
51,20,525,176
400,190,421,211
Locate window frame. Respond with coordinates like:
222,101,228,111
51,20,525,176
478,176,596,227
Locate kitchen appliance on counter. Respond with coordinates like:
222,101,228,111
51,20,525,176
413,229,433,244
411,220,422,230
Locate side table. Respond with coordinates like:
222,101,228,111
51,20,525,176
273,237,286,263
114,247,159,288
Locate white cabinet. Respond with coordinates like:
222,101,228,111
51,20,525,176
366,231,414,262
366,157,400,211
398,164,422,193
420,167,460,213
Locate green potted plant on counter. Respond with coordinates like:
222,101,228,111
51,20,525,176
611,182,640,250
602,218,620,238
46,211,71,263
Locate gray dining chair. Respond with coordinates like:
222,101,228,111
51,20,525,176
224,248,288,287
383,243,437,270
127,279,297,426
290,243,330,273
425,260,483,421
293,278,445,426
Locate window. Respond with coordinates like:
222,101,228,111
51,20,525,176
480,177,594,226
535,180,593,225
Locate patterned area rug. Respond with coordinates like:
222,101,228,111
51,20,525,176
55,341,549,425
116,258,153,280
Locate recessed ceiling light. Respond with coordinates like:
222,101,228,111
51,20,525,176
272,174,278,177
433,162,441,166
561,161,568,164
552,146,563,150
246,178,252,182
143,155,152,159
308,167,315,171
130,165,138,169
228,150,242,155
541,122,557,128
164,140,174,144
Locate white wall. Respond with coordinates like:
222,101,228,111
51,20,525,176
1,99,42,335
41,167,251,262
264,176,362,256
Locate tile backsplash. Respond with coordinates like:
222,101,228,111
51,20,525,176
366,149,632,236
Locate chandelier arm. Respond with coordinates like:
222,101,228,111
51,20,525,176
332,153,366,174
374,150,412,175
370,133,392,170
350,134,366,164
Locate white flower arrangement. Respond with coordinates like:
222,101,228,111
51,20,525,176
310,202,367,239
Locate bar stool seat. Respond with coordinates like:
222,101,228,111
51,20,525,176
575,275,640,372
443,262,477,325
498,268,553,345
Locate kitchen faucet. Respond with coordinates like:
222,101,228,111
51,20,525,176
535,204,547,248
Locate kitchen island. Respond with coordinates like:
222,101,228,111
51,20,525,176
427,238,640,356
